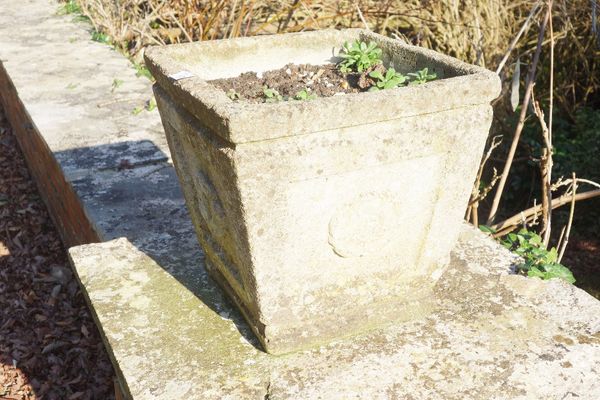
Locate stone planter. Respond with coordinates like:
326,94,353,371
145,29,500,354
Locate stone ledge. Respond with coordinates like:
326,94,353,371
69,225,600,399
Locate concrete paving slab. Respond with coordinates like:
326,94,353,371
69,226,600,399
0,0,168,181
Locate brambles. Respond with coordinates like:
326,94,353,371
338,40,382,73
408,68,437,85
368,68,407,91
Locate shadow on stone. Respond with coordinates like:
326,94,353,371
55,140,263,351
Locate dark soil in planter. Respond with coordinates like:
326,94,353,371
209,63,384,103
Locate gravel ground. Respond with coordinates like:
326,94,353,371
0,105,115,399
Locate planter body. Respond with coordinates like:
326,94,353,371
146,29,500,354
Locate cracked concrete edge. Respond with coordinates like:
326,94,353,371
66,247,135,400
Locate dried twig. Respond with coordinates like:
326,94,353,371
495,1,542,74
558,173,577,262
168,12,194,43
466,136,502,226
543,0,555,247
492,189,600,237
355,3,370,30
487,5,551,225
531,90,553,245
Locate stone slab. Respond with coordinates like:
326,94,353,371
0,0,171,248
69,225,600,399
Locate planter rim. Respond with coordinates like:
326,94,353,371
145,29,501,144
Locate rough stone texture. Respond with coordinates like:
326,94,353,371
0,1,197,396
69,225,600,400
0,0,168,248
147,29,502,353
2,1,600,398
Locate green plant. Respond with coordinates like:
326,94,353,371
146,98,157,111
133,63,153,81
263,86,283,103
484,226,576,284
91,30,111,44
111,78,124,92
408,68,437,85
294,89,316,101
368,68,407,91
227,89,240,101
59,0,81,15
132,106,143,115
338,40,382,73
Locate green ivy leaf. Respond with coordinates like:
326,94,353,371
543,263,576,283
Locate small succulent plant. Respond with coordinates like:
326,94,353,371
338,40,383,73
368,68,407,91
408,68,437,85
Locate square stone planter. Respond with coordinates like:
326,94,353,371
145,29,500,354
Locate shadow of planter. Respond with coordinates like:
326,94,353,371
145,28,501,354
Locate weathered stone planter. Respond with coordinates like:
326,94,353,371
145,29,500,354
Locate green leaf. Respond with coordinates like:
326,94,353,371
544,247,558,264
146,98,157,111
369,70,384,80
529,233,542,246
337,40,383,73
479,225,496,234
527,266,546,279
543,263,576,283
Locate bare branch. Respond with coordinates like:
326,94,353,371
495,1,542,74
558,173,577,263
355,3,370,31
487,6,551,225
491,189,600,236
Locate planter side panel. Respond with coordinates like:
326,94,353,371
234,105,493,328
153,86,262,325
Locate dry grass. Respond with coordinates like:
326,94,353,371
69,0,598,112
